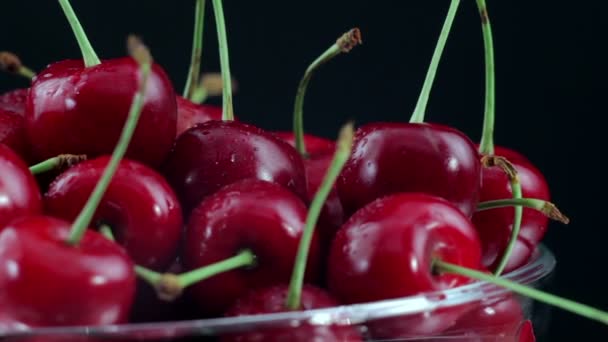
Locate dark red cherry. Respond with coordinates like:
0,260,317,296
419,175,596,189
183,179,320,316
0,109,29,161
163,120,307,215
25,58,177,166
176,96,223,137
0,216,136,330
441,295,525,341
0,88,28,115
0,144,41,228
273,131,335,157
337,122,482,217
44,156,183,271
473,146,551,272
223,285,362,341
328,193,482,337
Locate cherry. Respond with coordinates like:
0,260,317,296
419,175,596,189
44,156,183,271
183,178,320,315
25,1,177,167
0,144,41,228
163,120,307,215
176,95,222,136
273,131,335,157
0,216,136,329
328,193,482,337
0,88,28,115
0,109,29,161
223,285,362,342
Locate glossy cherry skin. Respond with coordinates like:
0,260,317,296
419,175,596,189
176,96,222,136
440,295,525,341
273,131,335,157
0,216,136,330
0,88,27,115
328,193,482,337
163,120,307,215
183,179,321,316
473,146,551,272
1,109,29,161
223,285,362,341
25,58,177,167
337,122,482,217
0,144,41,228
44,156,183,271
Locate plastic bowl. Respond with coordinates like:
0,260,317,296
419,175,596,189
0,245,556,341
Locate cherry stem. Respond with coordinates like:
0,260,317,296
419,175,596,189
477,197,570,224
183,0,206,100
66,36,152,246
293,28,362,157
0,52,36,80
29,154,87,175
285,122,354,310
211,0,234,121
136,249,255,302
494,176,522,276
99,224,114,241
409,0,460,123
57,0,101,68
476,0,496,155
434,259,608,326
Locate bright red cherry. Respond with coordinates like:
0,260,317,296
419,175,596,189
0,88,27,115
0,216,136,330
44,156,183,271
163,120,307,215
273,131,335,157
337,123,482,218
25,58,177,167
0,109,29,161
176,96,222,137
183,179,320,316
223,285,362,341
0,144,41,228
473,146,551,272
328,193,482,337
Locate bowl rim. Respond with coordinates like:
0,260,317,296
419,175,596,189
0,244,556,338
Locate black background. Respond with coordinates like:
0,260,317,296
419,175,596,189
1,0,604,340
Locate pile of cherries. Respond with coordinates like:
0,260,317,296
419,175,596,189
0,0,603,341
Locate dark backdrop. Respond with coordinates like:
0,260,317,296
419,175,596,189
1,1,603,340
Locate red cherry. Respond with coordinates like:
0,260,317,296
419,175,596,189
183,179,320,316
273,131,336,157
441,295,525,341
0,88,28,115
328,193,482,337
0,109,29,161
473,146,551,272
223,285,362,341
0,144,41,228
44,156,183,271
163,120,307,215
176,95,222,136
337,123,482,218
25,58,177,166
0,216,136,330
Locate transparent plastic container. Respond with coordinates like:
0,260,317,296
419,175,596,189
0,245,556,341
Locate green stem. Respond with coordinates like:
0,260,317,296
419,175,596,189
183,0,206,100
135,265,163,285
29,154,86,175
285,122,354,310
66,37,152,245
211,0,234,121
190,85,208,104
99,224,115,241
409,0,460,123
477,197,547,211
476,0,496,155
494,177,522,276
434,260,608,326
18,66,36,80
57,0,101,67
